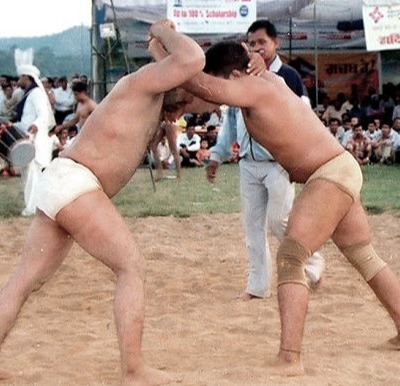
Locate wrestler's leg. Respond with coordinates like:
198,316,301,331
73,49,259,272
0,211,73,347
165,123,181,179
56,191,170,385
274,179,353,375
332,200,400,349
265,166,326,285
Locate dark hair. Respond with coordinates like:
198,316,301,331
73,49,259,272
72,81,88,93
247,19,277,38
186,116,197,128
204,41,248,78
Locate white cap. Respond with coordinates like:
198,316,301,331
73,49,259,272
17,64,40,80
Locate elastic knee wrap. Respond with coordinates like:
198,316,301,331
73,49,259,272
342,242,387,281
277,237,311,288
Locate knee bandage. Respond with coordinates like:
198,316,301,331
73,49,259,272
341,242,387,281
277,237,311,288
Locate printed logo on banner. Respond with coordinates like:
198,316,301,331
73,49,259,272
369,6,384,24
239,5,249,17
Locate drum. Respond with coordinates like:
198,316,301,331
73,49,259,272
9,140,35,167
0,125,35,167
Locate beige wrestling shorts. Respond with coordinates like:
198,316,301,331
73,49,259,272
35,157,102,220
306,151,363,200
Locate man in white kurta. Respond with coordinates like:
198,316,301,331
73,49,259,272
13,65,54,216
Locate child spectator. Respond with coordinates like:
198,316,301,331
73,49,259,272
156,136,173,170
196,139,211,165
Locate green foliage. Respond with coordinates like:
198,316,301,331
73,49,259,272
0,163,399,219
360,164,400,213
0,177,24,218
113,164,241,217
0,26,91,77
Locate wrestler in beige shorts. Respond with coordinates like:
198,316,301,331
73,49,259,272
0,19,205,385
177,40,400,376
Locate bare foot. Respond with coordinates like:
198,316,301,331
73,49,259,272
122,366,175,386
269,350,305,377
236,292,263,301
373,335,400,351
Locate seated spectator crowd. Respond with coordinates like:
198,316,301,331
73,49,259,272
323,89,400,165
2,69,400,184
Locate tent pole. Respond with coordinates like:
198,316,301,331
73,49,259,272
91,0,106,102
289,17,293,61
313,0,319,110
110,0,131,74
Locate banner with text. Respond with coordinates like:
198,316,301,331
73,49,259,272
363,3,400,51
282,52,380,101
167,0,256,34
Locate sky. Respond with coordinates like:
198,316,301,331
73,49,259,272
1,0,92,38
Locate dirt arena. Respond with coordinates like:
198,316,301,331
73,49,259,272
0,212,399,385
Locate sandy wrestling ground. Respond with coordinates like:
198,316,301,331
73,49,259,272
0,212,399,385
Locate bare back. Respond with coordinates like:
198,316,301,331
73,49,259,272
187,71,344,182
61,69,164,197
60,20,205,197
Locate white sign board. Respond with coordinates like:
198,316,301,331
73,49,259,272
363,3,400,51
167,0,257,34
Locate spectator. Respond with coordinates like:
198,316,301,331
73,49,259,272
230,141,240,163
327,117,344,144
68,126,79,144
55,81,97,133
322,98,347,123
341,116,360,148
205,108,223,126
177,118,201,167
379,93,395,122
392,97,400,121
0,83,14,121
372,122,396,164
53,76,75,124
156,136,173,169
391,118,400,163
48,127,63,159
196,139,211,165
149,98,183,180
392,117,400,136
346,122,372,165
366,94,385,122
202,124,218,148
339,117,353,145
315,95,330,119
40,77,56,112
349,96,367,126
7,77,24,119
337,92,353,113
13,64,55,216
364,119,381,142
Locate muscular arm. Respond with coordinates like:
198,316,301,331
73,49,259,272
139,19,205,94
182,71,260,109
55,114,79,133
